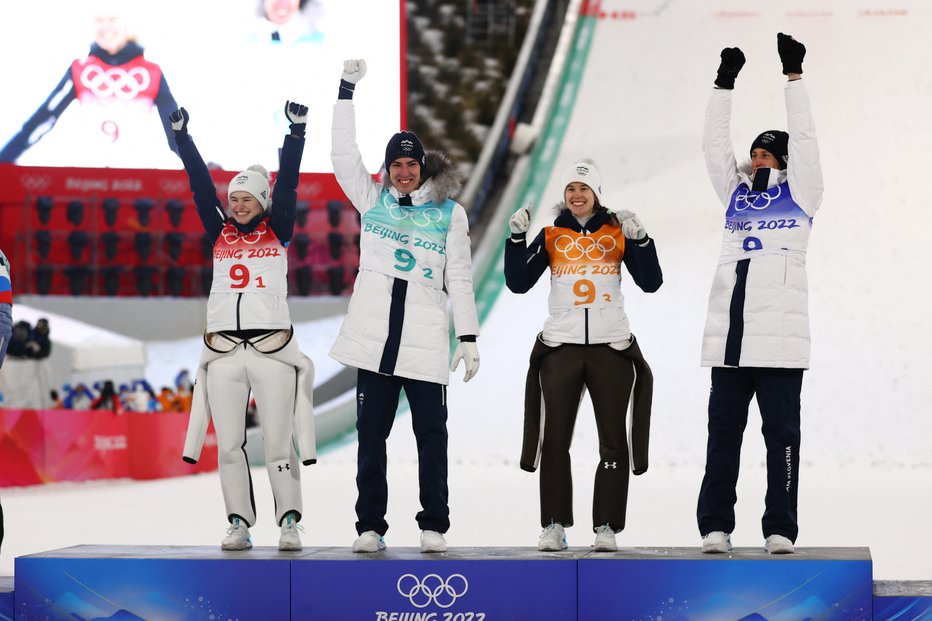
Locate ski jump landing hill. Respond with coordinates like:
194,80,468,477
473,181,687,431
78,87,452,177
4,0,931,619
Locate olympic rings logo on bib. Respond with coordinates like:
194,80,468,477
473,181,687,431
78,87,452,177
734,185,782,211
387,201,443,228
397,573,468,609
553,234,617,261
80,65,152,100
221,222,269,245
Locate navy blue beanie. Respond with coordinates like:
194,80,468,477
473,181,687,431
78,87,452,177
750,130,789,170
384,131,426,170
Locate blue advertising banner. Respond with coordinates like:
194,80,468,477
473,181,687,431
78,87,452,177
0,578,13,621
15,545,291,621
292,548,580,621
578,548,873,621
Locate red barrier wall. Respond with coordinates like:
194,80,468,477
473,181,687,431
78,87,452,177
0,408,217,487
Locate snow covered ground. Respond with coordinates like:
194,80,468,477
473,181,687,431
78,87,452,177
2,0,931,582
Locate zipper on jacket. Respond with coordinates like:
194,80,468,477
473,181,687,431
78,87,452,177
235,292,243,332
584,308,590,344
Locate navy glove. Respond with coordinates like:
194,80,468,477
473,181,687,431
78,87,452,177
714,47,745,89
777,33,805,75
169,107,189,135
285,100,308,137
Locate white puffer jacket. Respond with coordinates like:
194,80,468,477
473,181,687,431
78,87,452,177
329,101,479,384
701,79,823,368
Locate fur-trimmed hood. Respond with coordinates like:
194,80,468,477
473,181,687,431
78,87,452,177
381,149,462,204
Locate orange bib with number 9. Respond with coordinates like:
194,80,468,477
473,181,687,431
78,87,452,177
544,225,625,310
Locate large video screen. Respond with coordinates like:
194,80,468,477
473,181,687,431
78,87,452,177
0,0,403,174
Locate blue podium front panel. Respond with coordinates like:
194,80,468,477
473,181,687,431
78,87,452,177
578,547,873,621
873,580,932,620
0,576,13,621
15,545,292,621
293,547,581,621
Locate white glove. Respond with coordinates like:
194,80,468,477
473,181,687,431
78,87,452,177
617,209,648,241
509,206,531,235
451,341,480,382
169,107,189,133
342,59,367,84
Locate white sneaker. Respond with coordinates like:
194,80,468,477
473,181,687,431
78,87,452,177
701,531,732,554
420,530,447,553
538,523,567,551
592,524,618,552
221,517,252,551
352,530,386,553
765,534,795,554
278,514,303,551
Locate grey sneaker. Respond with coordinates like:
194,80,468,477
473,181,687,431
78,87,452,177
420,530,447,553
765,534,794,554
221,517,252,551
592,524,618,552
701,531,733,553
352,530,386,553
278,514,303,551
538,523,567,551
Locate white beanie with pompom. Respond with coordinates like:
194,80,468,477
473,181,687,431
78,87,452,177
228,165,271,210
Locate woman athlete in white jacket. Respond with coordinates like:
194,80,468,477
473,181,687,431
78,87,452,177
505,160,662,552
172,102,316,552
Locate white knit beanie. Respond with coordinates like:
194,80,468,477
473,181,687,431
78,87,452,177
228,165,271,210
561,159,603,204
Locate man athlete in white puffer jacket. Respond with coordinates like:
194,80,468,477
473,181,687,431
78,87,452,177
697,33,823,556
331,59,480,554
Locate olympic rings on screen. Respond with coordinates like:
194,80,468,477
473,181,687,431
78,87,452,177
80,65,152,100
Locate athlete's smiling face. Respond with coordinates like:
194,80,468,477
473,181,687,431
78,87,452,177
389,157,421,194
229,192,264,224
565,182,596,218
751,148,781,176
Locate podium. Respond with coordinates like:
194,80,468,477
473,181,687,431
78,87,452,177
8,545,928,620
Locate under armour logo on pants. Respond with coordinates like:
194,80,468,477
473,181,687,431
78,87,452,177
603,461,617,469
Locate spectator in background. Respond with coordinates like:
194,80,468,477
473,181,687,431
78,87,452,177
157,386,181,412
63,383,96,410
0,7,180,168
0,318,52,409
90,380,123,414
50,389,63,409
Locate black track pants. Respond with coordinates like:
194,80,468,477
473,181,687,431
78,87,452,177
538,344,635,532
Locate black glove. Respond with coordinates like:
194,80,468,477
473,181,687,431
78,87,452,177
169,108,189,135
777,33,805,75
714,47,745,90
285,100,308,137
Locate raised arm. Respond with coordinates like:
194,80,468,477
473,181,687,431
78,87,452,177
268,101,308,245
504,207,550,294
169,108,226,242
702,48,745,206
778,34,823,216
331,59,381,213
